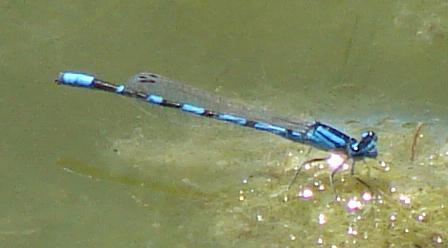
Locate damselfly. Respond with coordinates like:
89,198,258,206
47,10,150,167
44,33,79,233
55,71,378,191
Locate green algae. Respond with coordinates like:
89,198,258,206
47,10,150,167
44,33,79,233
210,120,448,247
96,117,448,247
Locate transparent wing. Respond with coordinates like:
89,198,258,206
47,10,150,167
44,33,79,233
126,72,312,132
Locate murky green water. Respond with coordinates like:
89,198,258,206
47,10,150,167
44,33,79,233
1,1,448,247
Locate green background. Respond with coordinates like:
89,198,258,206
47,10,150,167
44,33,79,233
1,1,447,247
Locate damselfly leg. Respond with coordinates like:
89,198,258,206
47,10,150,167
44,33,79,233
287,156,330,190
288,151,375,200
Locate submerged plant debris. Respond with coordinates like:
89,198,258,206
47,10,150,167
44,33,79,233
211,120,448,247
95,117,448,247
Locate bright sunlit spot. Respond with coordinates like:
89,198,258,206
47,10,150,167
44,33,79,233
327,152,348,172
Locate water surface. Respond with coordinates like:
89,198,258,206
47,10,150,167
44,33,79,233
1,1,448,247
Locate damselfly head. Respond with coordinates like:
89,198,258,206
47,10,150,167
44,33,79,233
350,131,378,158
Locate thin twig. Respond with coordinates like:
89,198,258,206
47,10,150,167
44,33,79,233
410,122,425,162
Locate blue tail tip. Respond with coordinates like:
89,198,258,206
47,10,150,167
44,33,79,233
56,71,95,87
